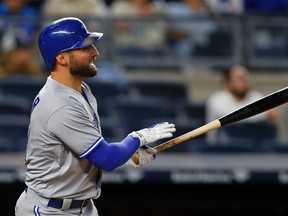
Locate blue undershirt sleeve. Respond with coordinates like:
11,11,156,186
80,136,140,171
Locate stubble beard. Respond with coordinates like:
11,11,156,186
231,89,247,100
69,54,98,77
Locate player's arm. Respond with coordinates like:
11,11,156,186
48,106,175,171
80,122,176,171
79,136,139,171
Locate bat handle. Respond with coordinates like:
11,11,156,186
131,152,141,165
131,120,221,165
130,148,160,165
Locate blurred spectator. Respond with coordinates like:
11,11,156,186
41,0,108,31
109,0,167,57
165,0,217,58
0,35,45,79
205,0,244,15
205,64,279,143
41,0,108,20
0,0,39,53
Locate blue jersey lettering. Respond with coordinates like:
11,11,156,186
31,96,40,112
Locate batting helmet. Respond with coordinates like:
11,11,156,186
38,17,103,71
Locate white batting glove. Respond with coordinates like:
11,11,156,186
127,145,157,168
129,122,176,146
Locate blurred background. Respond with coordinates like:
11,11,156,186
2,0,288,215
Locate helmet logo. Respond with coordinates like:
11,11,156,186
51,31,75,35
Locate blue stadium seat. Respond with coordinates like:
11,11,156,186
0,95,31,115
0,75,45,102
100,117,122,142
105,96,176,137
84,79,130,121
0,137,14,152
15,137,28,152
220,122,277,147
175,99,206,125
0,114,30,146
84,79,128,105
260,138,288,153
131,80,188,101
192,137,258,153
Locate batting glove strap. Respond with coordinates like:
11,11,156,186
129,122,176,146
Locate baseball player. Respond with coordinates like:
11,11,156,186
15,17,176,216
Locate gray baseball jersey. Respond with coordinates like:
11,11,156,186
25,76,102,200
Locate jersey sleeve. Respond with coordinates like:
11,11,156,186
47,104,101,155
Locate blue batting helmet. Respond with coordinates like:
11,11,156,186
38,17,103,71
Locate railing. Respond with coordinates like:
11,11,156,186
1,15,288,70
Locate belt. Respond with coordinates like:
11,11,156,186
25,187,89,210
48,198,89,209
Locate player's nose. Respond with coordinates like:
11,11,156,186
90,45,99,57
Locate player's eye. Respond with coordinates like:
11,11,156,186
82,46,89,51
82,45,93,52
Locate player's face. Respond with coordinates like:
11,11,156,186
68,45,99,77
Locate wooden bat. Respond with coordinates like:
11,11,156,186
132,86,288,164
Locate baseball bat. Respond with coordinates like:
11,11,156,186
131,86,288,164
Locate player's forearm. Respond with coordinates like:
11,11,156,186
82,136,140,171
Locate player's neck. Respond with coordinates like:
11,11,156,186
51,71,83,92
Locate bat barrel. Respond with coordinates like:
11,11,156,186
220,86,288,126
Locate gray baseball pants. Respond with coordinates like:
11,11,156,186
15,188,98,216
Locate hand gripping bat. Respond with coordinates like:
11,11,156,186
131,86,288,164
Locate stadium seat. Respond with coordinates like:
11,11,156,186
220,122,277,147
0,75,45,102
131,80,189,101
192,137,258,153
84,79,131,121
0,137,14,152
152,136,258,154
15,137,28,152
0,95,31,115
84,79,128,105
0,114,30,145
260,138,288,153
105,96,176,137
175,99,206,125
100,117,122,142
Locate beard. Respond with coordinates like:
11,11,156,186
69,54,98,77
231,89,247,100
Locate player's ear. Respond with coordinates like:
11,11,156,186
55,52,68,67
